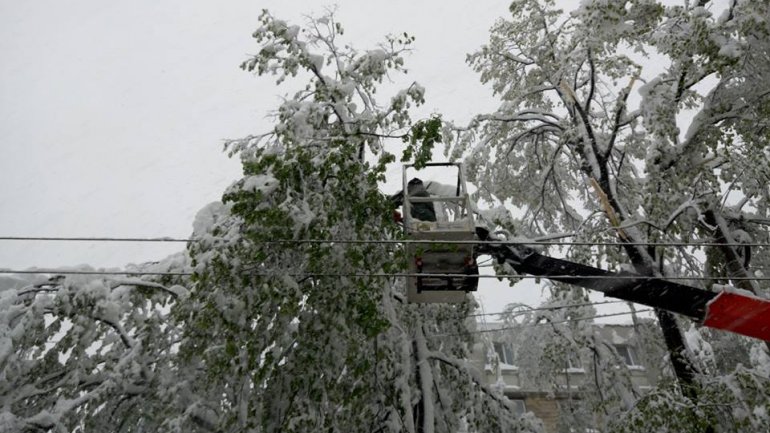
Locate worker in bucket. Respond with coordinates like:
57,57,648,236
390,178,437,222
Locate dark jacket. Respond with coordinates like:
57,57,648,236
406,181,436,222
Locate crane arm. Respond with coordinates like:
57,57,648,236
475,232,770,341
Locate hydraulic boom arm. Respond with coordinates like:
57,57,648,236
476,232,770,342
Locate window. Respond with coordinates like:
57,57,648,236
614,344,641,367
566,351,582,369
493,342,515,365
509,398,526,416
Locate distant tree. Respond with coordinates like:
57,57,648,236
487,284,666,433
448,0,770,431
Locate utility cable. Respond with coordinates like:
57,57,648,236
468,300,626,318
1,236,770,248
1,269,193,277
430,309,656,338
0,236,191,243
3,269,770,281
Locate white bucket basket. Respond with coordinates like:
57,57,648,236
401,163,478,303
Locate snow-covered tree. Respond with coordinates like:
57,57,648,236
486,284,667,433
448,0,770,431
1,10,541,433
171,11,542,432
4,3,769,432
0,259,190,432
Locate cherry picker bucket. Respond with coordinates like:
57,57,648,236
400,163,479,303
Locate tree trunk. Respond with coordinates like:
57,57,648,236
704,208,770,353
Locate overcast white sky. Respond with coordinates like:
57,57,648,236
1,0,640,320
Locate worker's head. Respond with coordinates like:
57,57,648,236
407,178,424,194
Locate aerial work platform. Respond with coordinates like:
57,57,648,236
394,162,770,342
400,163,479,303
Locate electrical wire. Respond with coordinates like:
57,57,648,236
3,269,770,281
430,309,656,338
487,309,655,330
0,269,193,276
1,236,769,248
468,300,626,318
0,236,191,243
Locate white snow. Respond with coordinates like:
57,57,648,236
711,284,758,299
750,343,770,377
168,285,190,299
192,201,229,237
717,37,742,58
241,174,279,195
308,54,324,71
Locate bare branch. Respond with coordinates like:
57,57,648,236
95,316,134,349
428,351,517,412
606,75,637,159
585,48,596,114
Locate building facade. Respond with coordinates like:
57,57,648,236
470,322,664,433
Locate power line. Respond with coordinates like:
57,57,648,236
431,309,656,338
1,269,193,276
493,309,655,330
1,236,769,248
0,236,191,243
469,300,626,317
3,269,770,281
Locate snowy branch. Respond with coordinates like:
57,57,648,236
427,351,517,413
109,278,188,299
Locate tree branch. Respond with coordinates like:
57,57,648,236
584,48,596,114
110,278,186,299
606,76,637,159
428,351,518,413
